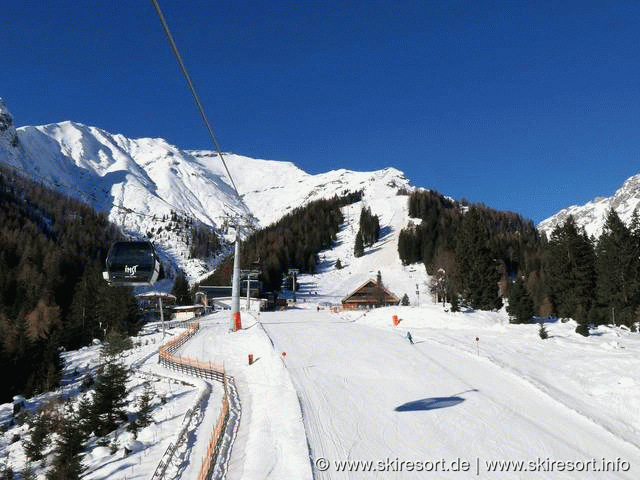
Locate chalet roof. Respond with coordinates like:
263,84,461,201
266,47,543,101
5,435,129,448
341,279,399,304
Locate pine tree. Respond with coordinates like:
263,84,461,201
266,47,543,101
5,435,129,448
456,207,502,310
354,231,364,258
47,408,85,480
171,273,191,305
23,410,50,462
102,329,133,357
136,382,154,429
450,293,460,312
66,263,103,349
92,352,129,436
128,382,154,438
95,284,140,339
575,323,590,337
358,206,380,247
507,275,534,324
335,258,343,270
77,394,95,438
593,209,640,326
538,322,549,339
544,217,595,321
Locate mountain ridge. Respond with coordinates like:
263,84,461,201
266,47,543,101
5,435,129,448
538,173,640,238
0,98,413,282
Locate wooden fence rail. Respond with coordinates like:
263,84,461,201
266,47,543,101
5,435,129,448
156,320,234,480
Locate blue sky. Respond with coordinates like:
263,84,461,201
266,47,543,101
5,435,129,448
2,0,640,223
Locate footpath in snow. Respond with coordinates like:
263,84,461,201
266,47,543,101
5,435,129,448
180,313,313,480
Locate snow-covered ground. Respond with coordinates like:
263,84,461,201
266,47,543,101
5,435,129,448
2,141,640,478
284,305,640,479
179,314,312,480
0,324,226,479
289,193,429,309
4,306,640,479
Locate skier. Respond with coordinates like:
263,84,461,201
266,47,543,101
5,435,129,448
406,331,414,344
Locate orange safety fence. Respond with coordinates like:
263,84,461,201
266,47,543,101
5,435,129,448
197,376,231,480
158,320,232,480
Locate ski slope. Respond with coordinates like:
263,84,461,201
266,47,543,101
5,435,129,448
179,314,313,480
173,305,640,480
4,306,639,479
256,307,640,479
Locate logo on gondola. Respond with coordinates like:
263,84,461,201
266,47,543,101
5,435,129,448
125,265,139,277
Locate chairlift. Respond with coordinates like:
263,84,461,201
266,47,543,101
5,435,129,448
103,241,160,287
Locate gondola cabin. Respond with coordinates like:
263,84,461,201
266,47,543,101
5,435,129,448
103,241,160,287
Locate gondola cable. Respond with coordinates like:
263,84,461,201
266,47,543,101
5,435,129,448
150,0,253,329
150,0,247,214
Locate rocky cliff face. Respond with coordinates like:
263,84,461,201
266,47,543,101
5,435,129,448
0,98,27,169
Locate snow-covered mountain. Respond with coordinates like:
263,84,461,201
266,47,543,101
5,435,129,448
191,150,411,227
0,98,413,282
538,174,640,238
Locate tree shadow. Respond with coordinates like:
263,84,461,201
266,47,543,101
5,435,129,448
379,225,393,240
395,389,478,412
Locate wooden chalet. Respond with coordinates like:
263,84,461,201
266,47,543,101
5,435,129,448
341,279,400,310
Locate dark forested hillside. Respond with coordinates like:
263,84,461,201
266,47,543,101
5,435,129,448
399,190,543,312
402,190,640,331
200,192,362,292
543,210,640,331
0,166,138,402
399,191,541,274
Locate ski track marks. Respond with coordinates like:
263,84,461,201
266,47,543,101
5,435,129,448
261,310,640,479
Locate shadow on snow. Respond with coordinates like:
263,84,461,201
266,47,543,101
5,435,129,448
395,389,478,412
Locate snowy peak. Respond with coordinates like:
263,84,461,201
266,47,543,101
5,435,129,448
14,121,248,229
0,98,415,282
539,173,640,238
190,150,413,227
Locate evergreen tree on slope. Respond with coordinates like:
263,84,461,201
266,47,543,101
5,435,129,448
456,207,502,310
171,273,192,305
544,217,595,324
507,274,534,324
47,407,85,480
91,350,129,436
593,209,640,326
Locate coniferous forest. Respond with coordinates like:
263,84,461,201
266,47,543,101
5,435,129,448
399,190,542,313
401,190,640,331
354,206,380,258
200,192,362,292
0,166,139,403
